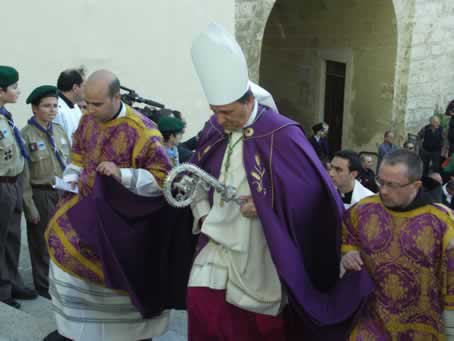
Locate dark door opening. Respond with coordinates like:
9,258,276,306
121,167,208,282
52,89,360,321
324,61,346,153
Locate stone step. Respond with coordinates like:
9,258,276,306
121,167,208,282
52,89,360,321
0,297,56,341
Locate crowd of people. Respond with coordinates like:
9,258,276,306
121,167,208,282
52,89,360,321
310,107,454,212
1,23,454,341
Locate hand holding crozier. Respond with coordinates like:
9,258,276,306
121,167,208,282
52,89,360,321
163,163,244,208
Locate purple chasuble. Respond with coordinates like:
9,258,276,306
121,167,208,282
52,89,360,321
192,105,374,339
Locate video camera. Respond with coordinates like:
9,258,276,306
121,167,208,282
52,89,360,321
120,85,165,109
120,85,183,125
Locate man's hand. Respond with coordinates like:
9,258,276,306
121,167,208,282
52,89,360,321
28,213,40,225
448,237,454,251
341,251,363,272
96,162,121,181
240,195,257,218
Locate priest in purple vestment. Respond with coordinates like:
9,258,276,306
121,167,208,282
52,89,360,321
186,23,374,341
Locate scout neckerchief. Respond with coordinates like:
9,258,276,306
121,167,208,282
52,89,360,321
0,107,30,161
28,116,66,170
166,146,180,167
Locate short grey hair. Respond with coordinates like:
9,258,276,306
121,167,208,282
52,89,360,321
381,149,423,182
360,154,372,162
430,115,440,123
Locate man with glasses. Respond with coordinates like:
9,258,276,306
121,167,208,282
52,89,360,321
341,149,454,339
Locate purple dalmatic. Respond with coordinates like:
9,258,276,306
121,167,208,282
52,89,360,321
66,175,196,318
192,105,374,339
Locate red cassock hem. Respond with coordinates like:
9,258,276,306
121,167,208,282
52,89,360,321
187,287,294,341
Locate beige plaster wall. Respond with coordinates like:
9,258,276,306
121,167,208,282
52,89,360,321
0,0,235,138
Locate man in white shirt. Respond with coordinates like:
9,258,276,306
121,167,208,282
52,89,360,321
329,150,374,209
54,68,85,144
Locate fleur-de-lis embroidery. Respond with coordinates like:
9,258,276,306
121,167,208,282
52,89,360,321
198,145,211,161
251,154,267,195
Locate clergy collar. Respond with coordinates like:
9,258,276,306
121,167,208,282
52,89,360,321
110,101,126,120
58,91,75,109
209,102,299,139
443,184,452,202
339,190,353,204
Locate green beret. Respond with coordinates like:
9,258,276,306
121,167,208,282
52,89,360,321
0,66,19,88
26,85,58,105
158,116,185,133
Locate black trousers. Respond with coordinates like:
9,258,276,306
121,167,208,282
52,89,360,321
420,149,441,175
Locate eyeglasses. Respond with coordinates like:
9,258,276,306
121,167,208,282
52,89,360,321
375,176,419,189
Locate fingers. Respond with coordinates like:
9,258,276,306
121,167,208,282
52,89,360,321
239,195,252,201
448,237,454,251
240,202,257,218
96,162,108,174
30,216,40,224
97,162,114,176
341,252,363,272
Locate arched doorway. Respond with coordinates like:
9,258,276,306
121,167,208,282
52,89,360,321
259,0,398,153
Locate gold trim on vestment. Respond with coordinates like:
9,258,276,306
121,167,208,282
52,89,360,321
45,196,104,280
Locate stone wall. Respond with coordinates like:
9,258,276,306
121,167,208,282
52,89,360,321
405,0,454,134
235,0,423,150
235,0,276,83
241,0,399,153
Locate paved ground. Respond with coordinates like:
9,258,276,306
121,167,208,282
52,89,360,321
1,216,188,341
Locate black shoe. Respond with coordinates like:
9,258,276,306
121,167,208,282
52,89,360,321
42,330,72,341
39,290,51,300
2,298,21,309
12,286,38,300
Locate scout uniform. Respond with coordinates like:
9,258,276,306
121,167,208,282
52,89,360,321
22,85,70,297
0,66,33,307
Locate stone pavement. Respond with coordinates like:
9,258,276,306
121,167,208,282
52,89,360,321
0,216,187,341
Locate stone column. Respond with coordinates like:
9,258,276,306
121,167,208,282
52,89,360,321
235,0,276,83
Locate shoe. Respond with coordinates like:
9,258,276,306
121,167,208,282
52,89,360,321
43,330,72,341
12,286,38,300
39,290,51,300
2,298,21,309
